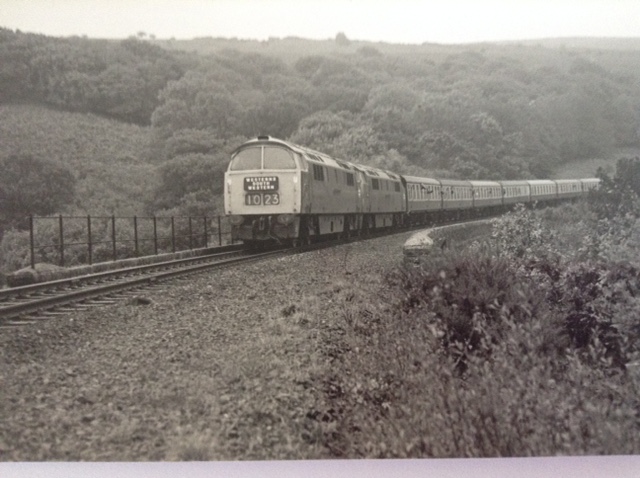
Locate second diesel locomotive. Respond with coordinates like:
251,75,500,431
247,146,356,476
224,136,599,245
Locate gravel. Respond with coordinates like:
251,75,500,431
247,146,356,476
0,232,412,460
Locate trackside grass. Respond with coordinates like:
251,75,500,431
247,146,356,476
309,202,640,457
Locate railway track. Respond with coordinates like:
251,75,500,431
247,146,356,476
0,213,496,329
0,245,290,328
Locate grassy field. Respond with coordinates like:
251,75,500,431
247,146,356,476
0,104,158,215
552,147,640,179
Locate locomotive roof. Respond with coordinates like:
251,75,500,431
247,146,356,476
236,136,399,180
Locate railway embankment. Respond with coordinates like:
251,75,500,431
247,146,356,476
403,219,493,266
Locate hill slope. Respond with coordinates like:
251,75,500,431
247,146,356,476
0,104,158,215
553,147,640,179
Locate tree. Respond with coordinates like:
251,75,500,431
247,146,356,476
0,154,76,229
151,152,228,213
590,157,640,219
335,32,351,47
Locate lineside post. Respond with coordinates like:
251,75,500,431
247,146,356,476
59,214,65,267
111,215,117,262
171,216,176,253
29,215,35,269
203,216,208,248
87,215,92,265
134,216,139,256
153,216,158,255
218,216,222,246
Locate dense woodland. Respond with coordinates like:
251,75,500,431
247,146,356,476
1,28,640,266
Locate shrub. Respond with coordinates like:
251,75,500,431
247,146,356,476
313,203,640,457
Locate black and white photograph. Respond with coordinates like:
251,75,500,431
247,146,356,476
1,1,640,477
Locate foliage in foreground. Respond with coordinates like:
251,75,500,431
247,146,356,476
312,200,640,457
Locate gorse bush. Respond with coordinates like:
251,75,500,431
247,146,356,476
490,203,559,262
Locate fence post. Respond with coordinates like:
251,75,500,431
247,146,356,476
111,215,117,262
153,216,158,255
134,216,139,257
203,216,208,248
87,215,92,265
59,214,65,267
171,216,176,253
29,215,35,269
188,217,193,250
218,216,222,246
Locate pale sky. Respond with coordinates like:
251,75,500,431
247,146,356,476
1,0,640,44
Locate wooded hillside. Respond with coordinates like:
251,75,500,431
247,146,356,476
1,28,640,229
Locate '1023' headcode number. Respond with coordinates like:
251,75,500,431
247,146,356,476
245,193,280,205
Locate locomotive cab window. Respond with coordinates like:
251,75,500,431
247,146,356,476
264,147,296,169
230,146,296,170
230,147,262,170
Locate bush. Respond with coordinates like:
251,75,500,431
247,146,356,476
312,203,640,458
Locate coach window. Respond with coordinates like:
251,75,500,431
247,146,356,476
230,147,262,170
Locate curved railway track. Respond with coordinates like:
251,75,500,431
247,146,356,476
0,245,290,328
0,211,501,329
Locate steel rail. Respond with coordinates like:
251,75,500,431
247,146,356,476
0,244,246,301
0,248,287,324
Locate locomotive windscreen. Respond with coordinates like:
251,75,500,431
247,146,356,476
230,146,296,170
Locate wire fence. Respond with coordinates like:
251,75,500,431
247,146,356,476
25,215,234,269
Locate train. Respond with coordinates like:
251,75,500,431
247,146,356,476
224,136,600,245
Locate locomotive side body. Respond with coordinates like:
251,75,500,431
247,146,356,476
300,150,360,237
353,166,406,229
